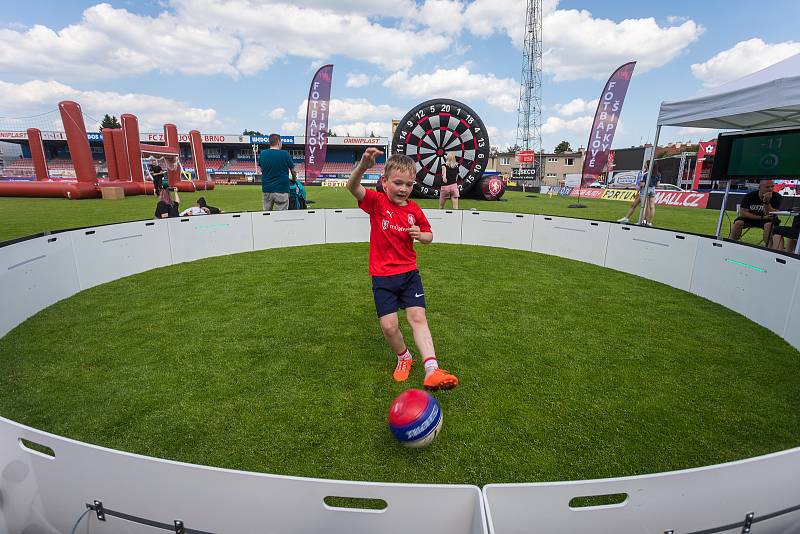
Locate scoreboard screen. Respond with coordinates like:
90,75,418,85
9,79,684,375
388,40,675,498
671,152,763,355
711,128,800,179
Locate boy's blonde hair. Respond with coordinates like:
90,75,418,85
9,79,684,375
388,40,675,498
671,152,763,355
384,154,416,179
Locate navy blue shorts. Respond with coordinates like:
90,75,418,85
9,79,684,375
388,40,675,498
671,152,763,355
372,270,426,318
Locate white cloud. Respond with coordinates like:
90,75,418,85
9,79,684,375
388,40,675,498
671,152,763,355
290,97,401,137
666,15,689,24
541,115,594,136
463,0,558,46
383,67,518,112
553,98,598,117
675,127,722,142
268,107,286,119
0,1,450,81
457,2,702,81
486,125,518,150
280,121,302,132
173,0,450,72
295,98,403,123
290,0,415,16
691,38,800,87
418,0,465,34
542,10,703,81
0,3,240,80
330,122,391,137
0,79,220,131
345,73,371,88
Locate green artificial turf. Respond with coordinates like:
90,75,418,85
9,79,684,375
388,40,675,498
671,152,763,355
0,186,763,247
1,244,798,486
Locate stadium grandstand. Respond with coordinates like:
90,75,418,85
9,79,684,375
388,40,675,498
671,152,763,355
0,131,387,183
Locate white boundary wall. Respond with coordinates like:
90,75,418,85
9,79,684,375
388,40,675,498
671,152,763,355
1,209,799,533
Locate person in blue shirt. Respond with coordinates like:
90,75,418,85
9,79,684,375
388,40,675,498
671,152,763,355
258,133,297,211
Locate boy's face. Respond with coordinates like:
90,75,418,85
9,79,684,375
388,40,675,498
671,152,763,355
382,168,415,205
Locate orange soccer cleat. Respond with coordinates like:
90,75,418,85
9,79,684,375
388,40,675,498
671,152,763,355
423,368,459,390
393,358,413,382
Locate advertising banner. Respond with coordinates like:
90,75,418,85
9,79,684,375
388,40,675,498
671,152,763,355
142,133,247,144
692,140,717,189
774,180,799,196
250,135,295,145
602,189,639,202
581,61,636,186
600,188,710,208
304,64,333,184
607,170,642,189
516,150,535,163
653,191,710,208
569,188,604,199
511,161,542,179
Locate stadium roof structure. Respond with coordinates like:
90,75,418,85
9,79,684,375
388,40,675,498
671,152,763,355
657,52,800,129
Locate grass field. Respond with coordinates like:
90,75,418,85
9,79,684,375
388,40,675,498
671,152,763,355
0,185,764,246
1,243,798,486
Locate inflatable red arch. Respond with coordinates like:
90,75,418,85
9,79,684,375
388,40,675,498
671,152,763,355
0,100,215,199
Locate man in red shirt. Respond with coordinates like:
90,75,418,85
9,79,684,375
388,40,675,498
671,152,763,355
346,148,458,390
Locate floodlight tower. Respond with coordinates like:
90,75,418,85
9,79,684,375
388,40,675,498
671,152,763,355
516,0,543,155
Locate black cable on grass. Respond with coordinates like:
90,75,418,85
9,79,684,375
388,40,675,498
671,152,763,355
70,506,92,534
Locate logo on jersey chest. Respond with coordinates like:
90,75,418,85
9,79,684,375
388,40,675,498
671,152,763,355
407,214,415,225
382,219,389,230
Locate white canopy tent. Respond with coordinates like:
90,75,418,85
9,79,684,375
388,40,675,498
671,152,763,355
642,52,800,252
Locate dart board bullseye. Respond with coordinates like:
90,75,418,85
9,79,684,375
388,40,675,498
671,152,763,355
391,98,490,198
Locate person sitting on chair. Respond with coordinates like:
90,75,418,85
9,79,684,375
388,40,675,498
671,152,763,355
771,215,799,252
729,180,782,243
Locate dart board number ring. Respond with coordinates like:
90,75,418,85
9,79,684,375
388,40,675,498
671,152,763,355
391,98,491,198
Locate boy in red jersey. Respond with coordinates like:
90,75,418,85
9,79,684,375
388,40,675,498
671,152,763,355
346,148,458,390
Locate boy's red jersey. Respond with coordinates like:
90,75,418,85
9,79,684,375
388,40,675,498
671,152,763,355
358,188,432,276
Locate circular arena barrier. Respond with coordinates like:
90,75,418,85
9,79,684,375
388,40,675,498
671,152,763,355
1,209,799,534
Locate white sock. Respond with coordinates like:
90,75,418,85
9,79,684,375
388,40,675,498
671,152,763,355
397,349,412,362
423,357,439,376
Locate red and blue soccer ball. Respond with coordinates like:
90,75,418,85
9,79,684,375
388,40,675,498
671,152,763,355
388,389,443,448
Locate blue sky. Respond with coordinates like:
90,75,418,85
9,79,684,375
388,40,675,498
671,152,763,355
1,0,798,153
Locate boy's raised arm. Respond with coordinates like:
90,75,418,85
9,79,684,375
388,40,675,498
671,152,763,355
347,147,384,202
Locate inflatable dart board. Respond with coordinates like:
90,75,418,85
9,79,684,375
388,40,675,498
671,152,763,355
391,99,490,198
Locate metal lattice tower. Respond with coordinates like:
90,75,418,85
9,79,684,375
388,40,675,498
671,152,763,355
516,0,542,153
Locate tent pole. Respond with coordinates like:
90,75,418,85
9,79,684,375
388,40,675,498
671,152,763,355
715,180,732,239
795,234,800,255
638,125,661,225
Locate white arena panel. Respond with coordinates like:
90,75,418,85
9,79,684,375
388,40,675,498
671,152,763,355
531,215,610,266
604,224,699,291
461,211,534,251
252,209,326,250
423,209,464,244
0,234,79,337
0,417,487,534
70,220,172,290
785,263,800,350
483,446,800,534
325,208,370,243
690,240,799,337
167,213,254,264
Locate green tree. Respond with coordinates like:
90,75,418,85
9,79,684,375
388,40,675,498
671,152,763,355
99,114,121,131
554,140,572,153
242,129,263,136
504,144,521,154
326,129,337,137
